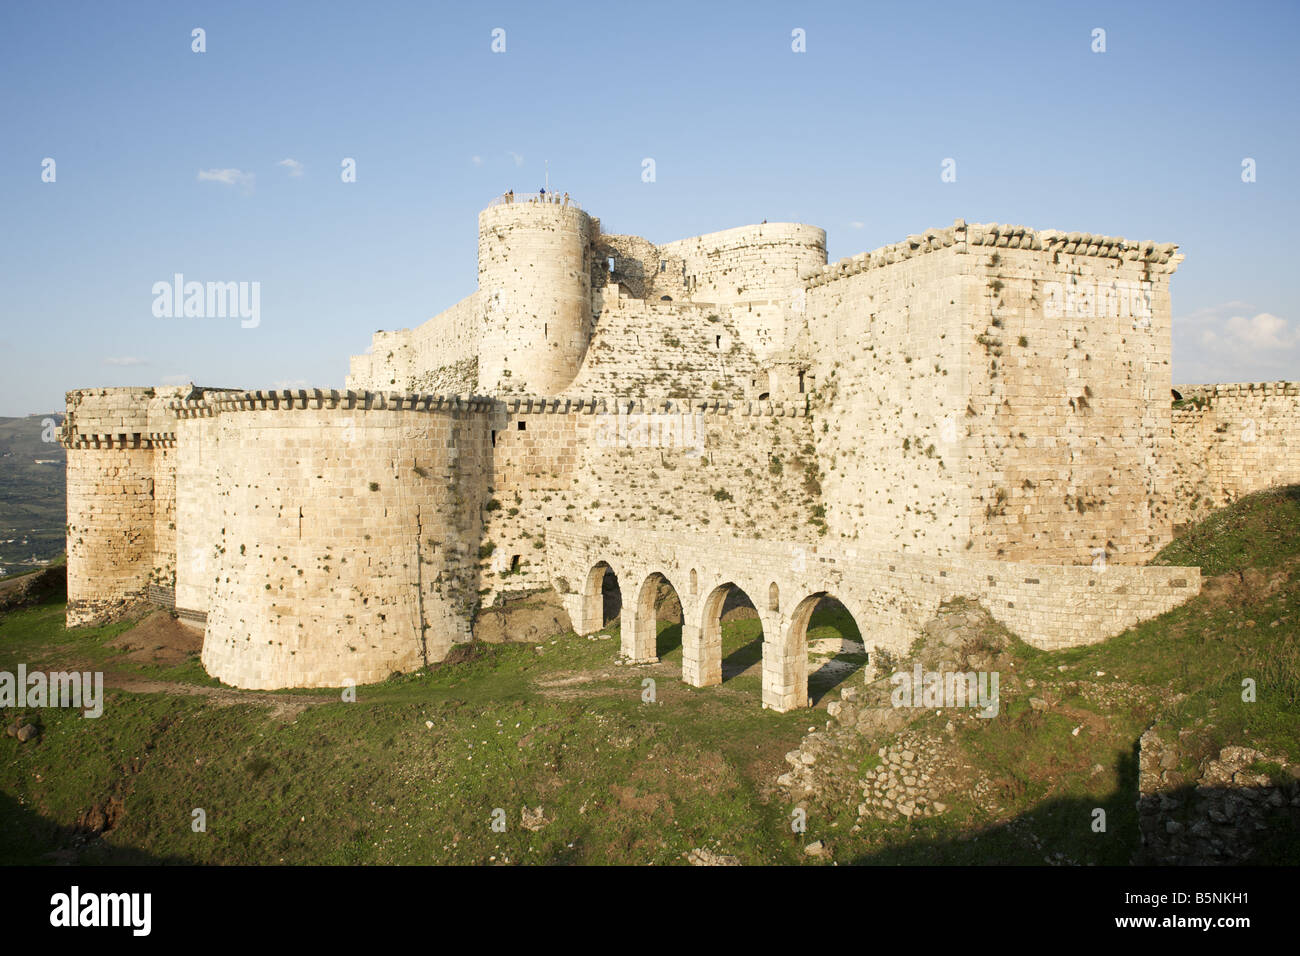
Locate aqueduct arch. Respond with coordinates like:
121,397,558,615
578,560,622,635
784,592,869,706
548,524,1199,713
632,571,685,666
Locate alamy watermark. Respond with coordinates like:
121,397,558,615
152,274,260,328
594,411,705,458
891,664,999,718
50,886,150,935
1,665,104,718
1043,278,1151,325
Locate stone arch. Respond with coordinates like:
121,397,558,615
629,571,684,666
783,592,868,708
684,582,763,692
578,560,622,635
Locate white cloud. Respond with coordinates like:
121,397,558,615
1224,312,1297,350
103,356,146,367
471,155,484,167
1174,302,1300,384
506,150,524,167
274,379,309,390
161,374,192,386
277,158,304,178
197,168,255,189
849,221,865,229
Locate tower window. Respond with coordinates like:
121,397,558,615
607,256,615,271
659,259,667,272
517,421,526,431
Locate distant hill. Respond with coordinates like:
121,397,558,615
0,414,65,577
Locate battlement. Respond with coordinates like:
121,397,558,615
166,388,810,420
804,220,1183,289
62,385,198,449
1175,381,1300,400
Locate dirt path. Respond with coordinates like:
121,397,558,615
101,672,333,720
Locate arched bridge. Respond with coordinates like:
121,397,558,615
545,524,1201,712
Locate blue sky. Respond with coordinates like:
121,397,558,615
1,0,1297,416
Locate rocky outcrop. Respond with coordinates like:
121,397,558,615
1138,728,1300,864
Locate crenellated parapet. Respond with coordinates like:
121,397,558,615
164,388,812,421
803,219,1183,290
171,388,499,417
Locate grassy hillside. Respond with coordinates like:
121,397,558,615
0,414,65,576
0,487,1296,865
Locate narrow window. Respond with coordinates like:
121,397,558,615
517,421,526,431
798,370,806,393
510,554,521,572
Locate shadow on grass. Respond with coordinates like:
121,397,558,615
722,635,762,681
657,622,682,658
846,738,1144,865
0,790,191,865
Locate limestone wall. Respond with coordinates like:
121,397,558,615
564,291,761,399
347,293,482,394
957,225,1178,565
172,391,493,690
801,221,1181,566
1169,382,1300,526
659,223,826,358
595,234,689,303
478,396,822,603
61,386,191,625
64,444,160,625
477,200,594,395
174,414,223,617
803,240,975,559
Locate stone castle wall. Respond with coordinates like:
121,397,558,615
172,391,493,690
477,200,594,395
347,293,481,394
800,222,1181,566
564,290,761,398
660,222,827,358
60,198,1300,700
1169,382,1300,527
62,386,191,625
476,396,821,603
803,238,974,559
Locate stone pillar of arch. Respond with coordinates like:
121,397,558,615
576,562,612,636
762,609,807,712
621,571,660,663
684,585,728,688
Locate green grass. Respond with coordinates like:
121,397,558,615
0,596,820,865
1152,484,1300,575
2,487,1298,865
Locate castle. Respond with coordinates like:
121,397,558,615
61,193,1300,710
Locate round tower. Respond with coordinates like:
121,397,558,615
477,197,593,395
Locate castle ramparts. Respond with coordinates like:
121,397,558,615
61,195,1300,707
